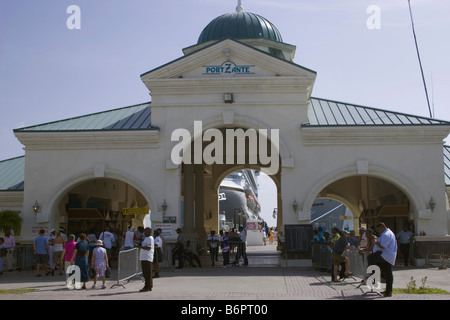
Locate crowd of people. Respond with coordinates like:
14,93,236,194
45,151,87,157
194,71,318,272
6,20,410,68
312,223,415,297
2,220,416,296
24,224,254,292
171,226,250,269
26,225,165,291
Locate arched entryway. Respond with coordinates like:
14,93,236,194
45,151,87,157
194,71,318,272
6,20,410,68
311,198,354,233
57,178,150,239
178,126,282,243
40,171,155,240
306,173,415,235
41,169,158,235
64,179,148,236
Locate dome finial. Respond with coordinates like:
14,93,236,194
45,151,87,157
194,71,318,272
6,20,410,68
236,0,244,13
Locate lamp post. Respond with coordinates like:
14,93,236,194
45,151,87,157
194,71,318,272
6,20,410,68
33,201,40,214
429,197,436,211
162,199,167,215
292,200,298,213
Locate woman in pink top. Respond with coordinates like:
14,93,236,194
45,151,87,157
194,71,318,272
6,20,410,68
61,234,77,278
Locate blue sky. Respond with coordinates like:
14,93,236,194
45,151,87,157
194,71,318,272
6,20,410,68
1,0,448,226
1,0,449,161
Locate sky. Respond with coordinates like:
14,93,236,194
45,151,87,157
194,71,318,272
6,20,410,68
1,0,449,225
258,173,277,227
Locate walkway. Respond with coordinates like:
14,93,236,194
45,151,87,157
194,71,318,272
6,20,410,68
1,244,449,302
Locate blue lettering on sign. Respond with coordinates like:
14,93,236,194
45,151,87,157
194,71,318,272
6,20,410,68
203,61,255,75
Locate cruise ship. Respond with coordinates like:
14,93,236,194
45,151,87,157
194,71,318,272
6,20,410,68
218,170,261,230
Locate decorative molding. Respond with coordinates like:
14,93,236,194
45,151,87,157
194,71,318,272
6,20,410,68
94,163,105,178
14,130,160,150
222,111,235,125
356,160,369,175
141,39,316,81
301,126,450,145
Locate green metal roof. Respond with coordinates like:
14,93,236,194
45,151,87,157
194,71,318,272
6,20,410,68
4,97,450,192
197,11,283,45
14,102,157,133
0,156,24,191
305,97,450,127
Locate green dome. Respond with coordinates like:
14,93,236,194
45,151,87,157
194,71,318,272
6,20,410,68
197,11,283,45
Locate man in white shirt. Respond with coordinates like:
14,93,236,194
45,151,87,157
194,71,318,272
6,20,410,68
99,227,116,268
137,227,154,292
358,226,368,250
396,226,414,266
207,230,220,266
123,226,137,250
368,222,398,297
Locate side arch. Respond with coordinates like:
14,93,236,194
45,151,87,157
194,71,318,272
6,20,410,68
40,168,159,225
302,165,425,219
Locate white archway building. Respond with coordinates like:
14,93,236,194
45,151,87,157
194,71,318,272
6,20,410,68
1,6,450,259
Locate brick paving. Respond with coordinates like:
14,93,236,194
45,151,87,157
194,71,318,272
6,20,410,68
1,243,450,301
1,265,449,301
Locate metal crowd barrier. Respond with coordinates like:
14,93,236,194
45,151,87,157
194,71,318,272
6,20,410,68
312,244,332,271
111,248,142,288
312,244,367,279
344,248,367,279
4,244,34,271
413,241,450,268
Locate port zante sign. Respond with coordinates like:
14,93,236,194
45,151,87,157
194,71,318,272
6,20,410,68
203,61,255,75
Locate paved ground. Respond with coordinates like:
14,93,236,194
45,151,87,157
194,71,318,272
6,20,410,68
1,244,449,302
1,264,449,301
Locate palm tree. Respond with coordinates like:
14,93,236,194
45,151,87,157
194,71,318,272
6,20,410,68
0,210,23,235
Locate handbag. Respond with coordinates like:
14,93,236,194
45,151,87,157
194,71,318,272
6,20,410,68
105,266,111,278
89,267,96,279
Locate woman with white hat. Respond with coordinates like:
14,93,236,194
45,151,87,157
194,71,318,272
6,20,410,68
90,240,108,289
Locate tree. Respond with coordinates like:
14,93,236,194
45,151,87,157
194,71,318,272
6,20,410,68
0,210,23,235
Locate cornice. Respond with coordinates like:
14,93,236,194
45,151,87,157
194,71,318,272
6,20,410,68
14,130,160,150
301,125,450,145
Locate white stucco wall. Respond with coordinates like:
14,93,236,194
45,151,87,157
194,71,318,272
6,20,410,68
13,39,450,242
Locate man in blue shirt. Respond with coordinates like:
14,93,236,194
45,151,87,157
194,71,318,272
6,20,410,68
33,229,50,277
368,222,398,297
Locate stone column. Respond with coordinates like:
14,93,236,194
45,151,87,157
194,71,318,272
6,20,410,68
195,164,205,240
183,164,195,234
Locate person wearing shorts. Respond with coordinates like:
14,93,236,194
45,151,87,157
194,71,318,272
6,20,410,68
331,230,352,282
33,229,50,277
90,240,108,289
